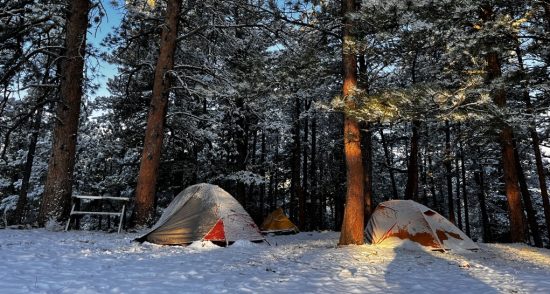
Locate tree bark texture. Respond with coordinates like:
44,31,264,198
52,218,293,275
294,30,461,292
513,142,543,247
132,0,182,227
481,5,526,243
487,54,526,243
339,0,365,245
38,0,90,226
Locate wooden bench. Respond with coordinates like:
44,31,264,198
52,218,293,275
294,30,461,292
65,195,129,233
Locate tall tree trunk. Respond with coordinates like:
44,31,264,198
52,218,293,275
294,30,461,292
531,127,550,244
420,147,428,205
357,29,372,223
260,131,266,219
458,124,471,236
311,113,318,229
481,5,525,243
290,96,301,223
246,127,257,213
428,152,439,211
14,60,52,224
475,167,492,243
339,0,365,245
380,128,398,200
455,155,463,230
301,100,311,230
404,120,420,201
235,97,249,206
14,103,44,224
516,45,550,244
361,122,373,223
132,0,182,227
38,0,90,226
273,133,280,210
513,142,543,247
319,152,326,229
445,121,455,223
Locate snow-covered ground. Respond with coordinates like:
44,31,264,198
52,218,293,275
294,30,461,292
1,229,550,293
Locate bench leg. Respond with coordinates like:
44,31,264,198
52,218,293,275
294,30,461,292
118,204,126,234
65,203,76,231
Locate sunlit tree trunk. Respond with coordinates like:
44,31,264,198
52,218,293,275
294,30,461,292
494,95,525,242
38,0,90,226
132,0,183,227
339,0,365,245
480,5,525,242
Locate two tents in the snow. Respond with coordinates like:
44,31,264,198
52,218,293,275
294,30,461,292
138,183,475,251
137,183,298,245
137,183,264,245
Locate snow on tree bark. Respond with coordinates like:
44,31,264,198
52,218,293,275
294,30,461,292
38,0,90,226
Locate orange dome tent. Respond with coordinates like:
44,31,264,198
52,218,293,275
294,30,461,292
365,200,478,251
260,208,299,234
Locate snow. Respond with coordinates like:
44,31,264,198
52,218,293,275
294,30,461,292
1,229,550,293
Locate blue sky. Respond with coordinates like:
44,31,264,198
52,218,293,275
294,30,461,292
88,0,125,99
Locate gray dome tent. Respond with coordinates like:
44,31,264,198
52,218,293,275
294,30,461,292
136,183,264,245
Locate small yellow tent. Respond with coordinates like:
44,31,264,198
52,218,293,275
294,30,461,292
260,208,299,234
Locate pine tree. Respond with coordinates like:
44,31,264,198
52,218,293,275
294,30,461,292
132,0,183,227
39,0,91,226
339,0,365,246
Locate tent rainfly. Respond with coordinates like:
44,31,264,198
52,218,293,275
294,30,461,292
365,200,478,251
260,208,299,234
136,183,264,245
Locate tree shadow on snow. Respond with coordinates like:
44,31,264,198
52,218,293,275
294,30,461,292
383,242,499,293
